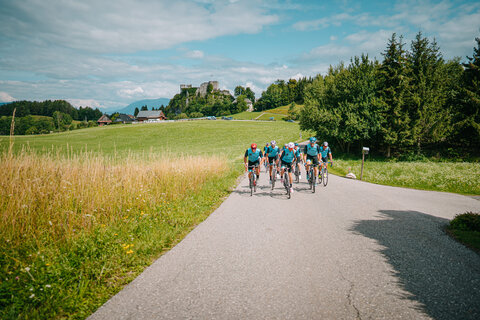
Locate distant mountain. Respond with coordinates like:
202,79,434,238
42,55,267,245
115,98,170,115
0,102,12,106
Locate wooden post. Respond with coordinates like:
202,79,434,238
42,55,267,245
360,152,365,180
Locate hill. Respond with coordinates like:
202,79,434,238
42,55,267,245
115,98,170,114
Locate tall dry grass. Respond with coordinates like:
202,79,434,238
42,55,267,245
0,150,228,245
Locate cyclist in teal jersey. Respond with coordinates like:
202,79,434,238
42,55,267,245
265,140,280,184
244,143,263,186
277,142,296,193
303,137,321,182
294,142,302,180
320,141,333,170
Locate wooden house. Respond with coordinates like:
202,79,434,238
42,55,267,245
136,110,167,122
97,114,112,126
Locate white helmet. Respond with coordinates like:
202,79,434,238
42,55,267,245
288,142,295,149
323,141,328,147
271,140,276,145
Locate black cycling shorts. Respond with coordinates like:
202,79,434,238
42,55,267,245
306,155,319,166
321,156,328,164
281,160,293,172
248,160,260,170
268,155,278,164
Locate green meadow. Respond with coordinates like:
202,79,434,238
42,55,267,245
0,120,306,160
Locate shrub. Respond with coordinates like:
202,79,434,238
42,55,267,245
450,212,480,232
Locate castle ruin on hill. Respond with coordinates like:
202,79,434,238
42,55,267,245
180,81,231,98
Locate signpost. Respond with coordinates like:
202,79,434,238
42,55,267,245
360,147,369,180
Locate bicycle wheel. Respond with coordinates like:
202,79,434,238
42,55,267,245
254,172,257,193
271,167,276,190
323,167,328,186
249,173,254,196
308,168,313,190
295,165,299,183
312,170,316,193
285,172,290,199
318,167,323,185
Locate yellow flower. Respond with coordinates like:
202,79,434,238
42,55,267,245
114,233,118,236
126,250,134,254
45,263,50,266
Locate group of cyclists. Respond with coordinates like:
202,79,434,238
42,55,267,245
244,137,333,194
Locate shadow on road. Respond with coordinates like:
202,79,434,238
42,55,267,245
351,210,480,320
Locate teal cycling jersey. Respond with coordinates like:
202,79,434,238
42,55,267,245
320,146,331,158
245,148,263,162
294,148,301,159
305,143,320,156
266,145,279,157
281,148,295,163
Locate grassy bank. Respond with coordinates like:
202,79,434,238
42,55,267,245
446,212,480,254
329,159,480,195
0,151,240,319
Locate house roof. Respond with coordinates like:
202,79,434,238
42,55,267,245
136,110,165,118
98,114,111,123
115,114,134,122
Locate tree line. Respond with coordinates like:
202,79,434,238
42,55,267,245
299,32,480,158
0,100,102,135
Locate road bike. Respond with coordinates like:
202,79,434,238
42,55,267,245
269,162,277,190
318,161,333,187
248,164,259,196
306,162,318,193
294,160,301,183
282,165,292,199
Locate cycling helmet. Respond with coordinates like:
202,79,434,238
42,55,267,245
309,137,317,143
295,143,299,146
251,143,257,149
323,141,328,147
271,140,276,146
288,142,295,149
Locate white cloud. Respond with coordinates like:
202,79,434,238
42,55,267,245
0,0,278,54
185,50,205,59
330,35,337,41
68,99,104,109
118,86,144,98
0,91,16,102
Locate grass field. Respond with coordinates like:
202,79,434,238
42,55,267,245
329,159,480,195
230,104,304,121
0,120,308,319
0,120,307,160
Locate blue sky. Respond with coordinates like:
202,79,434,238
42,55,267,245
0,0,479,111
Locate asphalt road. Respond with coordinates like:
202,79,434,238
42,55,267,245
89,167,480,320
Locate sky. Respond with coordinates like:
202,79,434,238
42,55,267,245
0,0,479,111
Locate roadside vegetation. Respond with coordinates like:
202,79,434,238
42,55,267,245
447,212,480,253
329,159,480,195
0,120,306,319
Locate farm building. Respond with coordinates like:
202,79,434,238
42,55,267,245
97,114,112,126
136,110,167,122
114,114,135,124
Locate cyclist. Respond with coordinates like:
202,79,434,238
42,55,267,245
277,142,296,193
244,143,263,186
263,142,269,170
265,140,280,184
294,142,302,180
320,141,333,171
303,137,321,182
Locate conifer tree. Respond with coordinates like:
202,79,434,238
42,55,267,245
378,33,411,156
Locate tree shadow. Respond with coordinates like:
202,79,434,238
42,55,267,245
351,210,480,320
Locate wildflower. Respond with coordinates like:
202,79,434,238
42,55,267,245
48,221,53,226
25,267,30,272
45,284,51,288
114,233,118,236
101,224,106,228
15,276,19,280
126,250,134,254
29,294,35,299
30,287,34,291
45,263,50,266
